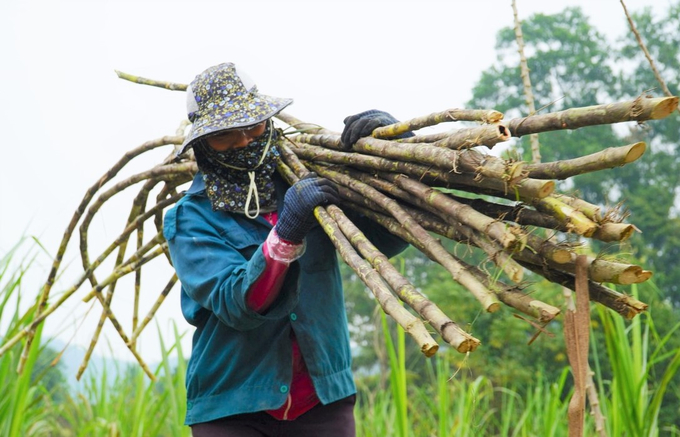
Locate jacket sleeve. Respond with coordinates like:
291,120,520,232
164,199,301,331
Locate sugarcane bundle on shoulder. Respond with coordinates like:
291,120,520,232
275,94,678,327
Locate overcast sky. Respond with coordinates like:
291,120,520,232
0,0,669,367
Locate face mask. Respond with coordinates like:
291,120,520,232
194,120,279,217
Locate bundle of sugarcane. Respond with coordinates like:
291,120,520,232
1,69,675,378
268,94,677,355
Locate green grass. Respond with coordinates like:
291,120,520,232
3,239,680,436
0,237,191,436
52,324,190,437
593,285,680,437
0,238,53,437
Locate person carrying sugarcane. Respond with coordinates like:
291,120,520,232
164,62,410,437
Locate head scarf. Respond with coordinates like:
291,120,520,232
193,120,280,217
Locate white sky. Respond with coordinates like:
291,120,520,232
0,0,669,367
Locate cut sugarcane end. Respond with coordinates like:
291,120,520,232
625,142,646,163
650,96,679,119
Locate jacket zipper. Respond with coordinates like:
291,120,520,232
282,393,293,420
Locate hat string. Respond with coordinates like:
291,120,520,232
244,171,261,219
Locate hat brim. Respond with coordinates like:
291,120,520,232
178,93,293,156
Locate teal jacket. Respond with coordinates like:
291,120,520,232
164,172,408,425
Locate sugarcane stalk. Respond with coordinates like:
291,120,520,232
322,166,499,312
523,233,573,264
397,129,455,144
347,170,530,278
431,123,512,150
591,223,639,242
357,178,528,281
371,108,504,139
449,197,568,232
79,283,157,381
515,247,652,285
317,206,440,356
586,257,652,284
18,135,184,374
548,196,635,243
304,161,501,312
83,234,167,302
86,240,166,327
518,260,647,319
77,194,148,382
289,142,552,200
378,171,526,251
154,184,185,263
289,133,343,149
551,194,604,222
1,234,172,361
78,164,195,283
294,130,526,183
508,96,679,138
533,196,598,237
129,275,178,345
132,184,154,341
72,193,182,307
358,138,526,182
327,205,480,352
78,241,167,381
277,158,440,356
462,258,561,323
115,70,188,91
397,203,524,283
524,142,646,180
427,170,555,200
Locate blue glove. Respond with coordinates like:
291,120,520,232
275,173,340,243
341,110,400,149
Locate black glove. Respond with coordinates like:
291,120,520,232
275,173,340,243
341,110,400,149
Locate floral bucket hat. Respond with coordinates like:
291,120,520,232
178,62,293,156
